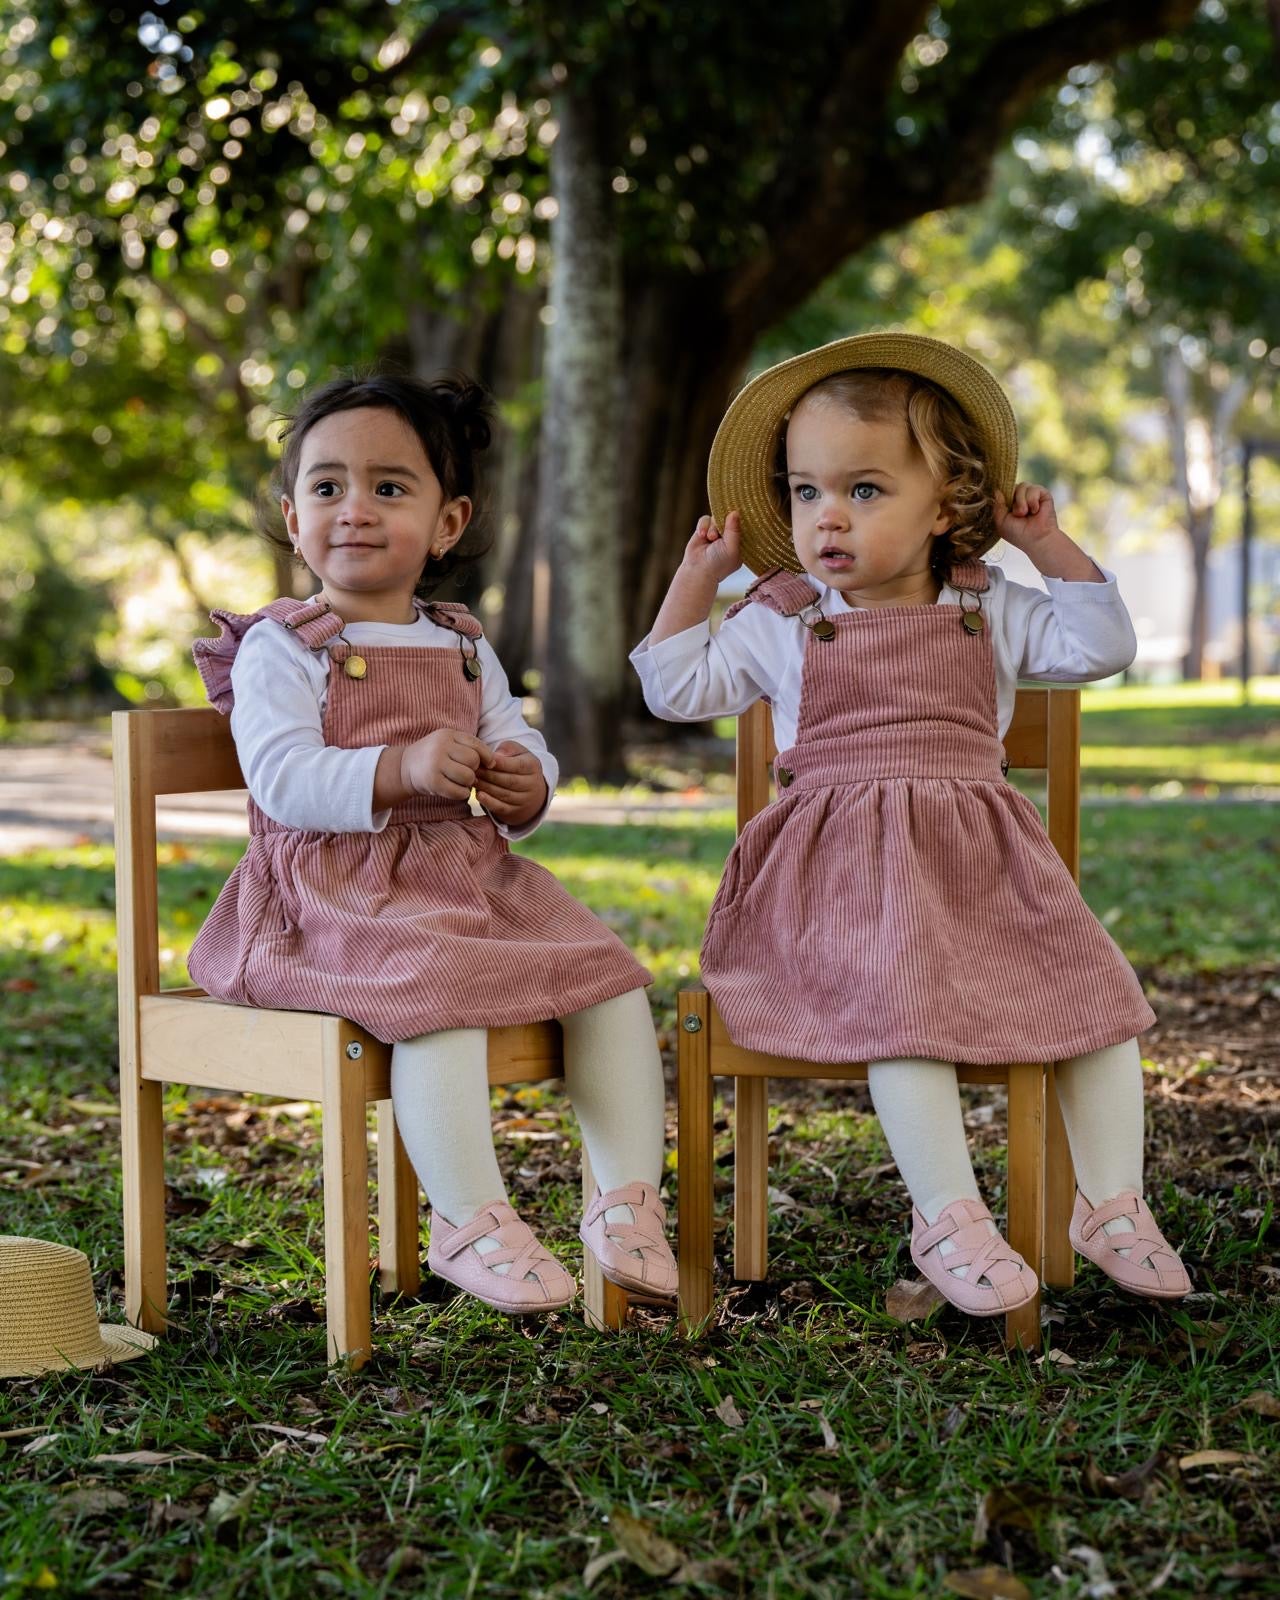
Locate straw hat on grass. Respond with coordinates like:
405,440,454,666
0,1236,156,1379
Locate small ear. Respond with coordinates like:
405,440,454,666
433,495,472,556
282,496,299,541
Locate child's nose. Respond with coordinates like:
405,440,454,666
339,489,378,523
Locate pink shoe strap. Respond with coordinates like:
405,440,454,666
436,1203,559,1284
1075,1190,1142,1241
1076,1192,1175,1269
582,1181,665,1231
915,1201,1027,1289
914,1198,993,1256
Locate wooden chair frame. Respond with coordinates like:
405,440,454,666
114,706,628,1369
677,687,1081,1349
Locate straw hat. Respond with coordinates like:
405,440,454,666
707,331,1019,576
0,1236,156,1378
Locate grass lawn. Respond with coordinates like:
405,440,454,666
1076,679,1280,793
2,777,1278,1597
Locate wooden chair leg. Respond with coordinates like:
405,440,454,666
677,990,715,1335
322,1026,372,1368
1042,1064,1076,1290
579,1145,630,1331
580,1144,629,1331
122,1074,168,1333
1004,1062,1045,1352
376,1098,421,1296
733,1075,769,1280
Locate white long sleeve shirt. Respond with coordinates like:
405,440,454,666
630,564,1137,748
229,612,557,839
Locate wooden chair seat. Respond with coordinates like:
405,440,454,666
114,706,627,1369
676,688,1081,1349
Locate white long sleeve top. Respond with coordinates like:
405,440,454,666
630,564,1137,748
228,612,557,839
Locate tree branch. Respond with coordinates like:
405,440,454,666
731,0,1202,330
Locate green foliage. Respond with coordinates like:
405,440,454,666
0,526,117,714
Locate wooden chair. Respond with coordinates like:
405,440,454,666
113,706,629,1369
677,687,1082,1350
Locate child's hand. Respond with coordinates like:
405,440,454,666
401,728,494,801
475,740,548,827
681,511,742,583
993,483,1064,552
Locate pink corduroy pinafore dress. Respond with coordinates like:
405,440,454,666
187,596,651,1043
700,561,1156,1066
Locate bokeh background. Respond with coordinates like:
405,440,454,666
0,0,1277,778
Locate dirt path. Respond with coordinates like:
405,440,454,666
0,735,725,854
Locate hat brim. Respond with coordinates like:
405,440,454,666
707,331,1019,576
0,1324,157,1380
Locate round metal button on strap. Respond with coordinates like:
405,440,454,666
809,618,836,641
776,765,794,787
343,654,368,678
962,612,985,634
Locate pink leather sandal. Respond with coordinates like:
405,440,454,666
910,1198,1040,1317
1069,1189,1191,1299
427,1201,577,1313
580,1181,678,1299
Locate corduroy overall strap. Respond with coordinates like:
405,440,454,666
419,599,484,640
193,598,347,714
944,559,991,594
723,568,821,621
724,560,991,625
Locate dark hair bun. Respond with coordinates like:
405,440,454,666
432,374,493,455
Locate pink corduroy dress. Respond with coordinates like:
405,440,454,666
700,561,1156,1066
188,597,651,1044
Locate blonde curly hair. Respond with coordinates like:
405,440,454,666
773,367,997,576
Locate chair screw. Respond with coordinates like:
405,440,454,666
345,1042,363,1060
682,1015,703,1033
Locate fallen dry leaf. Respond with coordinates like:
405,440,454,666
249,1424,330,1447
51,1488,129,1519
90,1450,211,1467
715,1394,746,1428
20,1435,62,1455
885,1277,946,1323
582,1548,628,1589
1067,1545,1118,1597
1231,1390,1280,1419
1177,1449,1260,1471
1083,1449,1166,1503
207,1480,256,1529
603,1507,685,1578
943,1566,1031,1599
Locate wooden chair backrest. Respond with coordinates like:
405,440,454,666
113,707,242,1004
735,687,1081,877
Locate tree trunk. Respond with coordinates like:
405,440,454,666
536,87,627,779
616,274,759,650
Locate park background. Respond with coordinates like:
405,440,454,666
1,2,1278,1597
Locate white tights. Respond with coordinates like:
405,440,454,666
389,988,665,1273
867,1039,1146,1272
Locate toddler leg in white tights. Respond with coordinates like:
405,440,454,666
390,1028,519,1275
867,1057,1038,1315
390,989,673,1297
561,989,677,1295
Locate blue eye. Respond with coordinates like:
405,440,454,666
853,483,880,500
794,484,819,502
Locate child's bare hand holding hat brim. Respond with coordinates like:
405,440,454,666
994,483,1104,583
650,511,742,643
